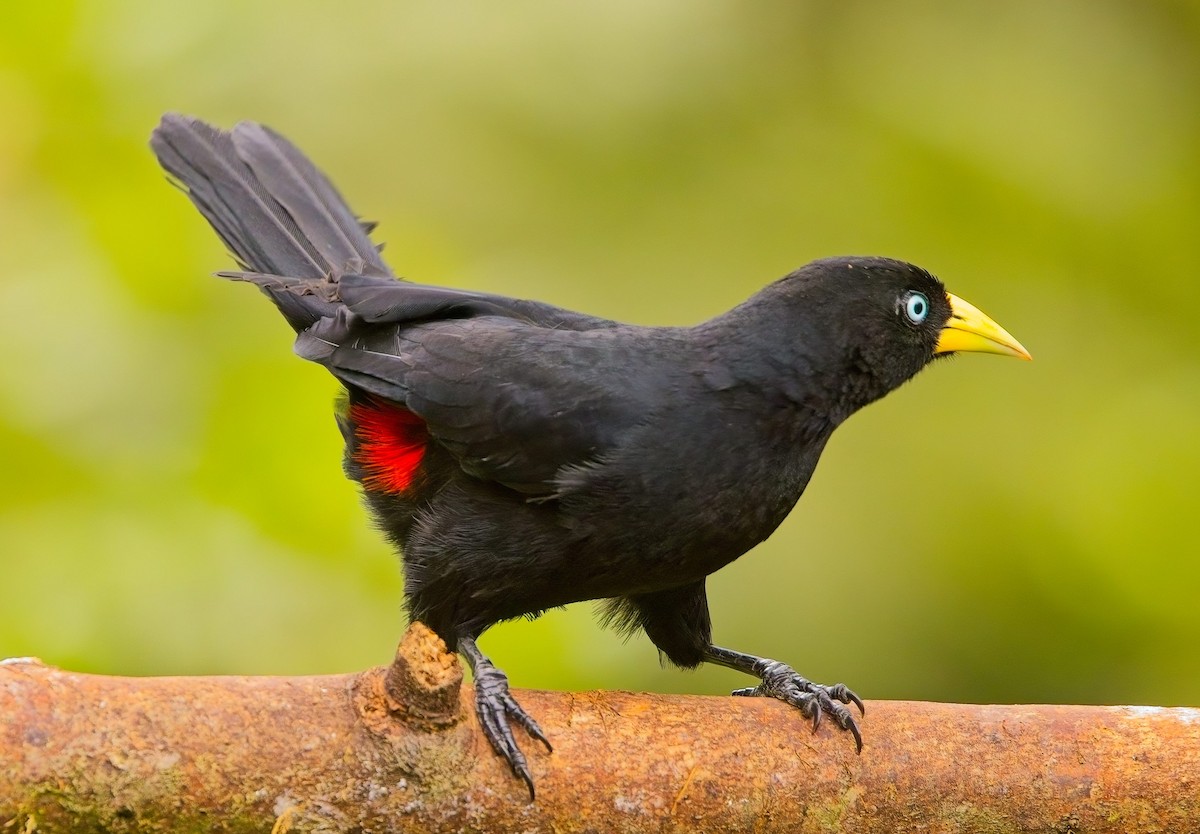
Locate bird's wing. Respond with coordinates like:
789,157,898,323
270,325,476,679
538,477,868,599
335,272,620,332
295,281,662,495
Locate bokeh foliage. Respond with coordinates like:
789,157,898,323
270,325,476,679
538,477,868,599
2,1,1199,708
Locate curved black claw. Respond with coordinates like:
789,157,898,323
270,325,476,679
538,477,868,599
473,665,551,800
732,660,864,753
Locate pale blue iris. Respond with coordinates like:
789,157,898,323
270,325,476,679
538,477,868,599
904,292,929,325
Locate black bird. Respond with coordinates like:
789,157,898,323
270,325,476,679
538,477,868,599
151,114,1030,798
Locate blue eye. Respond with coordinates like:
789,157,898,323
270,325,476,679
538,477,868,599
904,292,929,325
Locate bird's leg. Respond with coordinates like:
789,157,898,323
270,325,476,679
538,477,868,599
703,645,865,752
458,636,552,800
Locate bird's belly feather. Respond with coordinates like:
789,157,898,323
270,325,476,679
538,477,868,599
345,394,831,643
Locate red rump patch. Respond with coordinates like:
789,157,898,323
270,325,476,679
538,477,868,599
350,400,429,493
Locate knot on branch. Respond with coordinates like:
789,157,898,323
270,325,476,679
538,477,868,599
356,622,464,735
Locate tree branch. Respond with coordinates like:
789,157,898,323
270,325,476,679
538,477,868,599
3,624,1199,832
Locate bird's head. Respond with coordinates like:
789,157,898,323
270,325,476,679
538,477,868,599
762,257,1030,418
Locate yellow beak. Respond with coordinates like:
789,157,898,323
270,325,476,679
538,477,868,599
935,293,1031,360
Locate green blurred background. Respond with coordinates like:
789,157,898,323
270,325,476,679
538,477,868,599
2,1,1198,710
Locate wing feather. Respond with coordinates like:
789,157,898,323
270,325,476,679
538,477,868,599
298,300,668,494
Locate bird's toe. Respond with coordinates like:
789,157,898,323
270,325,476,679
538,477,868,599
736,663,864,753
474,688,538,800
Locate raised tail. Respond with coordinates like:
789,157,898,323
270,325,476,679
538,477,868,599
150,114,393,331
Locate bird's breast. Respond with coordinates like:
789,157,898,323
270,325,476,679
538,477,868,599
561,404,831,585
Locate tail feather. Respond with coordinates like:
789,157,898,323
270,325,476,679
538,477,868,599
230,122,389,278
150,114,394,330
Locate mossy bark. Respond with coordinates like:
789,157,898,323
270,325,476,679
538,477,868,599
3,627,1200,832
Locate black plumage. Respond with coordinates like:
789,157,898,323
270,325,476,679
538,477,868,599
151,114,1029,799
